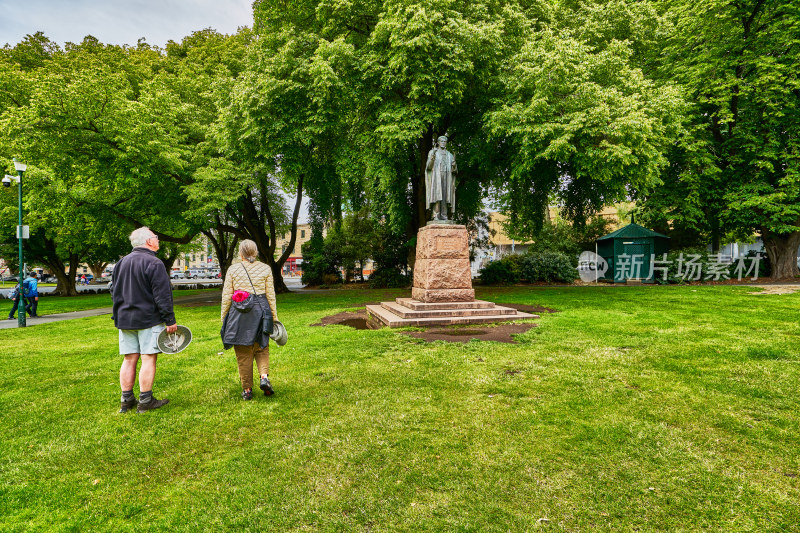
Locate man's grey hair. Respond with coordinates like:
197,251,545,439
130,227,156,248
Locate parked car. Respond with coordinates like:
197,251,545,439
186,269,205,279
170,270,185,279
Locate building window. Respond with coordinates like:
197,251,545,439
301,230,306,238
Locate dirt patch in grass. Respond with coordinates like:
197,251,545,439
312,309,537,342
400,323,537,344
311,310,370,327
748,285,800,295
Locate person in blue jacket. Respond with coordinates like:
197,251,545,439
23,272,39,317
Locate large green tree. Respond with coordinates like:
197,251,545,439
1,36,198,239
176,28,309,292
487,25,683,236
244,0,685,261
644,0,800,278
0,35,143,294
2,30,306,292
243,0,530,255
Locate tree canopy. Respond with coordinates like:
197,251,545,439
639,0,800,277
2,0,798,285
241,1,685,248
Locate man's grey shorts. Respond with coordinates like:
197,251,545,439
119,324,165,355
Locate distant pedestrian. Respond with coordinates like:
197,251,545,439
112,227,177,414
220,240,279,400
23,272,39,317
6,284,26,320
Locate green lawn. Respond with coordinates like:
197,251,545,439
1,286,798,531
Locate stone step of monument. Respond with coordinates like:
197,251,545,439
381,301,516,319
395,298,496,311
366,304,538,328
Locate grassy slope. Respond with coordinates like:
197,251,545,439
0,286,798,532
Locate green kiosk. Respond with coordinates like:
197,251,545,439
597,223,670,283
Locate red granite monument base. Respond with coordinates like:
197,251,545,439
366,224,537,327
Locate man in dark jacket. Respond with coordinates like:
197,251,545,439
112,227,178,414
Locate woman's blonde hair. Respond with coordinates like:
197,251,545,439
239,239,259,263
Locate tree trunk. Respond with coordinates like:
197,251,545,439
158,243,180,273
709,215,721,253
763,230,800,280
87,261,107,280
408,130,433,270
414,132,431,233
35,235,80,296
47,254,80,296
272,175,305,294
270,262,288,293
161,256,177,272
220,175,304,294
203,218,239,280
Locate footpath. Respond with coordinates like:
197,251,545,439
0,292,222,330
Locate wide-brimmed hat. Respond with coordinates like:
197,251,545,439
270,320,288,346
157,325,193,353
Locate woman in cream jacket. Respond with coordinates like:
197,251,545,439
221,240,279,400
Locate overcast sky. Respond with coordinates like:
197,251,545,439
0,0,253,48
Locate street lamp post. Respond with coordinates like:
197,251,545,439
14,160,26,327
4,160,27,326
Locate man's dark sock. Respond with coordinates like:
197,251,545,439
140,391,153,403
121,390,135,402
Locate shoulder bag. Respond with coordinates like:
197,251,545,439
241,263,274,335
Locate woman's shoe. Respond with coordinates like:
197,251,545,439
241,389,253,400
259,376,274,396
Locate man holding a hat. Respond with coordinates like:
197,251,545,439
112,227,177,414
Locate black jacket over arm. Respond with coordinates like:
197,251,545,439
112,247,176,330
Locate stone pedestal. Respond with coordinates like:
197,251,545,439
411,224,474,303
366,298,537,328
366,224,537,328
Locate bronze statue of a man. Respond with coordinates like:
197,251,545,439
425,135,457,221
